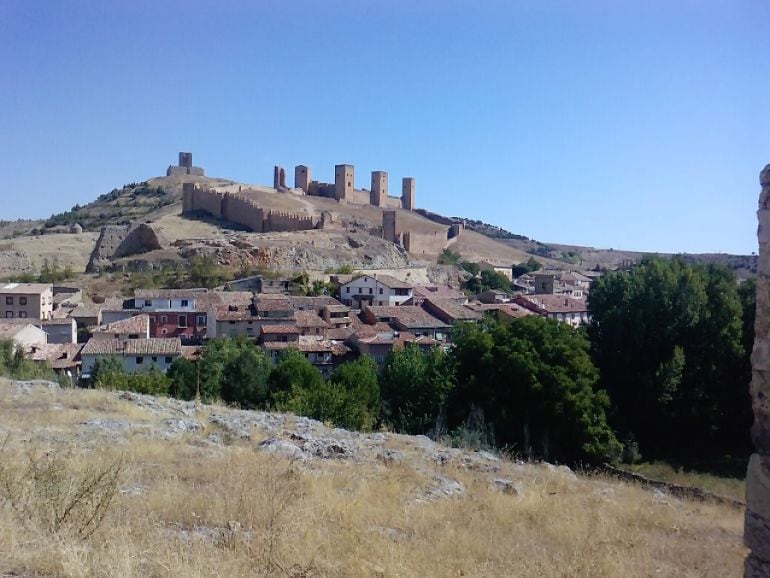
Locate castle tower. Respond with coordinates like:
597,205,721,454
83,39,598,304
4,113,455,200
273,166,281,190
295,165,311,193
382,210,397,244
179,152,193,170
371,171,388,206
402,177,415,210
335,164,354,201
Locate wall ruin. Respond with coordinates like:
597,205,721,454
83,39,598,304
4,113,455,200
381,209,461,256
746,163,770,577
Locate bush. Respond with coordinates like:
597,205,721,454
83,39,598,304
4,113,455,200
0,439,124,540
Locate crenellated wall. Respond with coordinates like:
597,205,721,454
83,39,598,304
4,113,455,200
182,185,315,233
746,163,770,577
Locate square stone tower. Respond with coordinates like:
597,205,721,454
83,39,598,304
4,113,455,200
402,177,415,210
335,164,354,201
371,171,388,206
295,165,311,193
179,152,193,170
382,210,397,243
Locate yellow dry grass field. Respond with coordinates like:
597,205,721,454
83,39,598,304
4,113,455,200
3,232,99,273
0,379,747,577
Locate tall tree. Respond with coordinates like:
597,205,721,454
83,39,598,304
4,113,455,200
449,317,618,463
587,257,752,461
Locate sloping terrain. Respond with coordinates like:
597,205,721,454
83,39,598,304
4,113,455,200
0,379,746,577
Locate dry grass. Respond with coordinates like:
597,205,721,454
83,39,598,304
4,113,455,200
0,380,747,577
625,461,746,502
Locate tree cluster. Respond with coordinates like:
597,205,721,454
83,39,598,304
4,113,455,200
588,257,753,466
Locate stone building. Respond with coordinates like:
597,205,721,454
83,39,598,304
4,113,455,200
166,152,204,177
335,164,354,201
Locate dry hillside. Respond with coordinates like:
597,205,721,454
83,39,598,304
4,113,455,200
0,379,747,577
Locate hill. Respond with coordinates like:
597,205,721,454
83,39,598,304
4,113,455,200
0,166,756,281
0,379,746,576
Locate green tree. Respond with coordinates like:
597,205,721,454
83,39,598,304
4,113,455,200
587,257,752,461
327,356,381,430
380,345,454,435
221,346,271,409
449,317,619,463
91,356,126,389
268,349,324,408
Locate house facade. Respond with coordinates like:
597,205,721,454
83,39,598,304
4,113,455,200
339,275,413,308
80,337,182,375
1,283,54,321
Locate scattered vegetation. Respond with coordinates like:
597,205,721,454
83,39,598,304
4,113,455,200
43,182,174,232
511,256,543,278
0,340,56,382
437,248,461,265
5,258,75,284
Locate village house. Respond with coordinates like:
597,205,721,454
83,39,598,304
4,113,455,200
28,342,83,383
0,321,47,351
0,283,54,321
467,301,533,324
478,260,514,281
339,275,413,308
80,337,182,376
514,294,590,327
40,317,78,344
262,335,351,377
408,284,467,306
133,289,209,340
295,310,329,338
421,297,482,325
476,289,513,304
361,305,451,341
322,304,352,329
91,314,150,341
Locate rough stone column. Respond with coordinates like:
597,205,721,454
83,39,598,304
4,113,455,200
746,163,770,577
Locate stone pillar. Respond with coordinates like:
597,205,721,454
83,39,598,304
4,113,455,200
746,163,770,577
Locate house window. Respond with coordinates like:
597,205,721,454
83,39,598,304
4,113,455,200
165,356,172,364
151,356,158,363
181,299,189,307
5,297,12,305
368,288,373,294
161,328,167,334
136,356,144,364
197,315,205,326
19,311,26,318
128,333,139,339
5,311,12,318
346,287,350,294
144,300,151,307
178,316,187,328
19,297,27,305
378,288,383,295
358,288,362,294
160,315,167,323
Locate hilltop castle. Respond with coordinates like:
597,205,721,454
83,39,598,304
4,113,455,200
273,163,414,210
177,152,462,255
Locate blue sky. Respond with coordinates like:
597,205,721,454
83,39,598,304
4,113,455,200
1,0,766,254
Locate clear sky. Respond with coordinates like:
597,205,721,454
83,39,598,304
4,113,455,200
1,0,767,254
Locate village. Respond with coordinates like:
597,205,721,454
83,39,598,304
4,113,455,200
0,265,597,384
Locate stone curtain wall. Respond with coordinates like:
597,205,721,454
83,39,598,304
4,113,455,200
747,164,770,577
182,185,315,233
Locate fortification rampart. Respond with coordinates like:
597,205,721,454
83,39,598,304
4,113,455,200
183,185,315,233
381,210,462,256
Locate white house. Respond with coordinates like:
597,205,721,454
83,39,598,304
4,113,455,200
40,317,78,344
133,289,208,312
0,321,47,351
339,275,413,308
80,337,182,375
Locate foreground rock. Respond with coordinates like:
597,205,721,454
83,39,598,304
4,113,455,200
747,163,770,577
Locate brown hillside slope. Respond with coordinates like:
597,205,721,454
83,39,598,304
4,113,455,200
0,379,747,577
